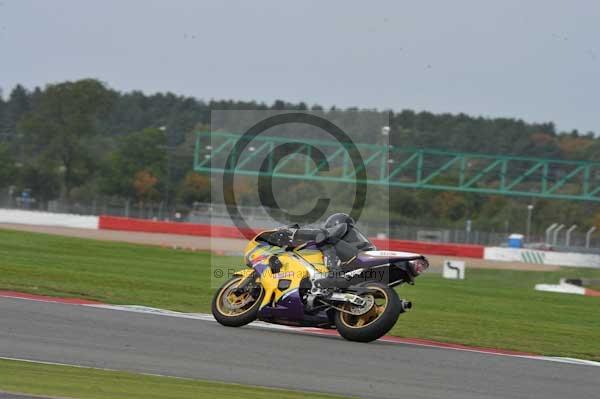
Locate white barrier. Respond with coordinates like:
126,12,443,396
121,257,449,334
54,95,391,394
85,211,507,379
535,279,586,295
0,209,99,229
484,247,600,269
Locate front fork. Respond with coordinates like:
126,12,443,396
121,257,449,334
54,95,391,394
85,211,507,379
231,269,259,297
234,268,273,309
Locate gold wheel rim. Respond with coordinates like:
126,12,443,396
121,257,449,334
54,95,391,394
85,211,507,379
215,277,262,317
339,286,388,329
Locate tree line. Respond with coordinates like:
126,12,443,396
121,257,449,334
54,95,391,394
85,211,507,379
0,79,599,235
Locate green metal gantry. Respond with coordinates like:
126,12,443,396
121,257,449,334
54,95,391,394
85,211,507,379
194,131,600,202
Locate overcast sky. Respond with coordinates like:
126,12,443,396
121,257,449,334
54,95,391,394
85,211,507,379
1,0,599,134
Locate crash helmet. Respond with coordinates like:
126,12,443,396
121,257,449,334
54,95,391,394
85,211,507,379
324,213,355,228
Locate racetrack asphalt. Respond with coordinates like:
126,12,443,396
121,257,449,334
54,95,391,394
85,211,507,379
0,297,597,399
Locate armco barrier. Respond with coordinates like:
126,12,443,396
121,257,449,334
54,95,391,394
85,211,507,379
99,216,485,258
371,238,484,258
98,216,255,239
485,247,600,268
0,209,99,229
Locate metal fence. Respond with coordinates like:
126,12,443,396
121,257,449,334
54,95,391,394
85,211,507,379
186,204,503,244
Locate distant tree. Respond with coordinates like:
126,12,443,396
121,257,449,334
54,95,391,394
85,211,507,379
390,188,423,220
0,90,5,132
272,100,286,110
583,140,600,161
0,143,16,188
558,136,594,159
476,196,511,230
18,163,61,202
177,172,210,205
5,84,31,131
431,191,468,221
102,127,166,199
18,79,114,201
133,170,160,202
3,78,599,231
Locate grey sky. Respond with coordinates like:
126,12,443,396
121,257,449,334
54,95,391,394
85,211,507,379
1,0,599,134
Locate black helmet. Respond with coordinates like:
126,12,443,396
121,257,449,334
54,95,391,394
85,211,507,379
324,213,355,228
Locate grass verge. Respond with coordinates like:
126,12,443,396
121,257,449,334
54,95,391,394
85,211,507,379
0,358,343,399
1,228,599,360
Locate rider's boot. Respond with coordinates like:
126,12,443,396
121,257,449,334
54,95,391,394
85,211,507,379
312,247,352,290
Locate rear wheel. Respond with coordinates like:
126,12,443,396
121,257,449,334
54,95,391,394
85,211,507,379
335,283,402,342
211,275,264,327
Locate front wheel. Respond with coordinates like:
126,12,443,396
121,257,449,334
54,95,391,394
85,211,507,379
334,283,402,342
211,275,264,327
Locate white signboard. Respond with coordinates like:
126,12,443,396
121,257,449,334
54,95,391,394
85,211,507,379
443,260,465,280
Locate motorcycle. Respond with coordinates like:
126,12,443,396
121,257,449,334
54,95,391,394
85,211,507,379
211,223,429,342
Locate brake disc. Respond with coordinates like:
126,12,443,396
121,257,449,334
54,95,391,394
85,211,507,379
224,287,255,310
346,294,375,315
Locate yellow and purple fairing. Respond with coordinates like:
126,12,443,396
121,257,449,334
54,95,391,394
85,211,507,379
237,232,331,326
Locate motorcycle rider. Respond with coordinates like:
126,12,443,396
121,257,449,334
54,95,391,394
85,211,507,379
268,213,359,277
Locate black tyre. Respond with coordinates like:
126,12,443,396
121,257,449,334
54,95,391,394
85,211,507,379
334,283,402,343
211,275,264,327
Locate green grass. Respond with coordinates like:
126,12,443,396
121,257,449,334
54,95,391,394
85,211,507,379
0,228,222,311
1,228,599,360
392,268,600,360
0,358,344,399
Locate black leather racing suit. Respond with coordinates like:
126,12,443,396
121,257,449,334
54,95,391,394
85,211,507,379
269,226,341,272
